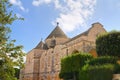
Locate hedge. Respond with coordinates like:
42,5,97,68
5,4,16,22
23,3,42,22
59,52,93,79
114,64,120,74
87,56,118,66
79,64,114,80
96,31,120,57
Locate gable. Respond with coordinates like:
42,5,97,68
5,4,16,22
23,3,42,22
87,23,107,41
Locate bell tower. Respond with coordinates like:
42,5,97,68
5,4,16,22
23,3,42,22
45,22,69,48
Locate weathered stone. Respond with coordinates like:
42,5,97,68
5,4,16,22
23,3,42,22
20,22,106,80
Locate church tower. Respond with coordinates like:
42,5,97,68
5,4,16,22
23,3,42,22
45,22,69,48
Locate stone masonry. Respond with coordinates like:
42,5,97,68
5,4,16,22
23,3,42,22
20,22,106,80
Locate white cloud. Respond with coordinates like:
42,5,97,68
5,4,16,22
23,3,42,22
9,0,28,12
22,50,26,63
32,0,51,6
32,0,41,6
16,13,23,18
32,0,96,33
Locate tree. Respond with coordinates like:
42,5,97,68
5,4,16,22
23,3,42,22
14,68,20,79
0,0,25,80
96,31,120,57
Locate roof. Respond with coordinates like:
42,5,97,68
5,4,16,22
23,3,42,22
65,29,89,43
65,22,106,43
35,41,44,49
35,41,48,49
46,26,68,39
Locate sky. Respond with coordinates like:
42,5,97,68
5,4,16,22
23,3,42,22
9,0,120,53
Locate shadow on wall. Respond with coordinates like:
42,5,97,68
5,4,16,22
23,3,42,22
89,49,97,58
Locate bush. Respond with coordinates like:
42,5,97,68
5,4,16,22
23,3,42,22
79,64,114,80
59,72,73,80
114,64,120,74
59,52,93,79
96,31,120,57
87,56,118,66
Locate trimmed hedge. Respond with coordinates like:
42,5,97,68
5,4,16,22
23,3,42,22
79,64,114,80
59,52,93,79
96,31,120,57
87,56,118,66
114,64,120,74
59,72,73,80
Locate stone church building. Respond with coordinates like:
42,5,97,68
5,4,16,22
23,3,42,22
20,22,106,80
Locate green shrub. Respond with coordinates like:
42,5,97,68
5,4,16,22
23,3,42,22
79,64,114,80
87,56,118,66
96,31,120,57
114,64,120,74
59,52,93,79
59,72,73,80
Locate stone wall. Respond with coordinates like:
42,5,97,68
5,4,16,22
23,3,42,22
23,49,45,80
21,22,107,80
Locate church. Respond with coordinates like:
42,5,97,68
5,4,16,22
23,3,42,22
20,22,106,80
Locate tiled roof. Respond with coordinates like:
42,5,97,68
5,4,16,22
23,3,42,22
46,26,68,39
35,41,48,49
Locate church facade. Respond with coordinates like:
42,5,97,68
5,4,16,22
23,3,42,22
20,22,106,80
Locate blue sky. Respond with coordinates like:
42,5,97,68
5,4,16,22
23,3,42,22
9,0,120,52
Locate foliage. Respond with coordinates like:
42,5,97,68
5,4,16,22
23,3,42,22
96,31,120,57
59,52,93,80
0,0,25,80
14,68,20,79
59,72,76,80
114,64,120,74
87,56,118,66
79,64,114,80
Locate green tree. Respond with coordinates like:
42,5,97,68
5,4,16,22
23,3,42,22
0,0,25,80
96,31,120,57
14,68,20,79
